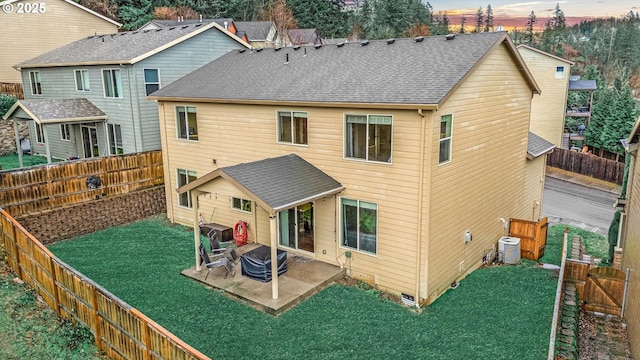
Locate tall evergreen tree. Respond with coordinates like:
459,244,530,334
473,7,483,33
484,4,494,32
288,0,347,38
118,0,154,30
525,11,536,43
459,14,467,34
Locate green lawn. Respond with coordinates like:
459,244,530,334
0,154,53,170
539,224,609,266
49,216,558,359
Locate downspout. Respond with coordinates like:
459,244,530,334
414,109,428,306
126,65,140,152
619,144,637,248
159,102,174,221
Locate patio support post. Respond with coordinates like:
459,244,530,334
270,213,279,299
42,124,52,164
193,191,202,271
12,119,23,168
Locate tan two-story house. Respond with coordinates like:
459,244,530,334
149,32,543,305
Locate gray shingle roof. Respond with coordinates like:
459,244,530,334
287,28,321,45
569,79,597,91
222,154,343,211
15,22,241,68
234,21,275,41
527,132,556,158
4,99,106,124
151,32,535,106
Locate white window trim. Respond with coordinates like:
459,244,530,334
343,113,393,164
231,197,253,214
143,68,161,96
29,71,42,95
60,124,71,141
175,105,198,142
338,196,378,257
107,123,124,155
439,114,453,166
35,123,45,144
276,110,309,146
74,69,90,92
176,169,197,209
555,66,565,79
101,68,123,99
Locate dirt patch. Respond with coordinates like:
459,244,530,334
578,310,633,360
336,277,403,305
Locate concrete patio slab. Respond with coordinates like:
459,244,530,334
181,243,345,316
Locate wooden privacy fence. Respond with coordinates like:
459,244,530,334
563,260,625,316
0,209,209,360
547,147,625,185
0,151,164,217
509,217,548,261
0,82,23,99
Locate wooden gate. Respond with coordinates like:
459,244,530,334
509,217,548,260
583,267,625,316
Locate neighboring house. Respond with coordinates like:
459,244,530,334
286,28,322,46
235,21,279,48
0,0,121,85
3,22,249,163
620,116,640,356
149,32,542,304
518,45,573,148
138,18,250,44
525,132,556,221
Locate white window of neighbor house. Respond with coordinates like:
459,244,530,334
60,124,71,141
231,197,252,213
108,124,123,155
144,69,160,95
340,198,377,255
75,69,90,91
35,123,45,143
102,69,122,98
29,71,42,95
555,66,565,79
177,169,197,208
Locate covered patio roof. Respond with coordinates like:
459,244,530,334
2,98,107,124
177,153,344,213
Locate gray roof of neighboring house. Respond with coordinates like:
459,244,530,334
235,21,275,41
177,154,344,212
569,79,597,91
151,32,538,106
3,99,106,124
15,22,245,68
141,18,233,29
527,132,556,158
287,28,321,45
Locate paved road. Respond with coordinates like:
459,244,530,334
542,176,619,235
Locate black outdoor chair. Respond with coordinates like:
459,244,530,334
198,244,235,280
208,229,238,263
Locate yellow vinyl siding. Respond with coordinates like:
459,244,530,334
425,43,534,302
0,0,119,83
524,156,547,221
159,103,423,296
622,151,640,356
518,47,571,147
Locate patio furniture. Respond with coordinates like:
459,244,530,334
240,245,287,283
199,244,235,280
208,229,239,263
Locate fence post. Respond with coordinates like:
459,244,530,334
49,257,61,315
10,223,22,279
140,316,151,360
91,285,104,352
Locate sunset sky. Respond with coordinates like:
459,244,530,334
427,0,638,29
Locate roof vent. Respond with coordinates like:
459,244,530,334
110,33,117,37
182,25,189,29
238,49,246,53
285,53,289,64
314,44,322,49
386,38,395,44
360,40,369,46
414,36,424,42
293,45,301,50
274,47,282,51
169,26,176,30
195,23,202,27
143,29,151,33
445,34,456,40
336,42,345,48
255,48,263,52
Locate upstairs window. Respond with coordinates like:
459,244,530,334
277,111,308,145
176,106,198,141
555,66,565,79
345,114,392,163
102,69,122,98
75,69,90,91
439,114,453,164
29,71,42,95
144,69,160,95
